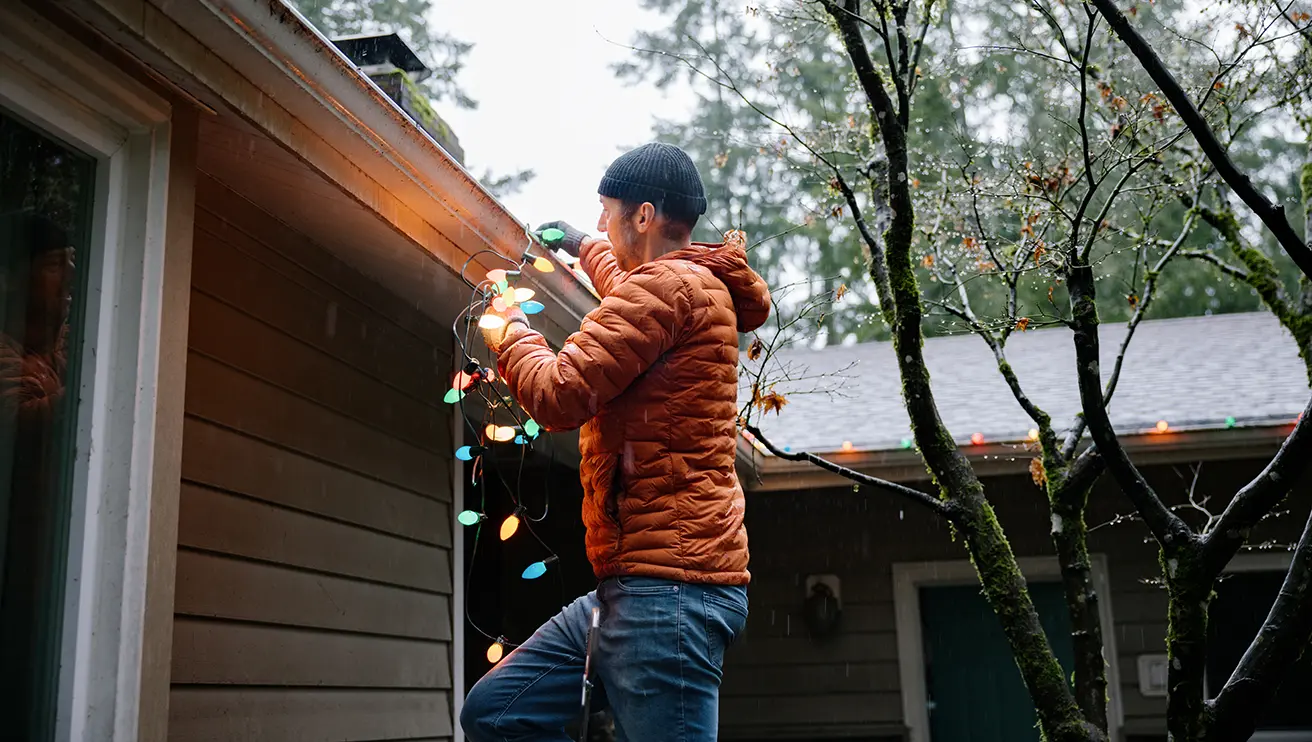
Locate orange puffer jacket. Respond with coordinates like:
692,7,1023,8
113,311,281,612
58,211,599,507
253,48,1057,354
496,231,770,585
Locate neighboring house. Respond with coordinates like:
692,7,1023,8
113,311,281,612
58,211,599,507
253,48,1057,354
0,1,603,740
725,311,1312,742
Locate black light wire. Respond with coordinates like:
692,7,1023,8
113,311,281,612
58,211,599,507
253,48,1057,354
451,231,567,650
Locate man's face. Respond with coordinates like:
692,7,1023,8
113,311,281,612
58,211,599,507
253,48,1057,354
597,196,649,271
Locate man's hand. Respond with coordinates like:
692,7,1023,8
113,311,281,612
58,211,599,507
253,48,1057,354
536,221,588,257
481,306,529,352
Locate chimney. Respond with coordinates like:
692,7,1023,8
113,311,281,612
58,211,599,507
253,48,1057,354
331,32,465,164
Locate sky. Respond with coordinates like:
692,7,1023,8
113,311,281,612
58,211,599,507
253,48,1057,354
434,1,693,232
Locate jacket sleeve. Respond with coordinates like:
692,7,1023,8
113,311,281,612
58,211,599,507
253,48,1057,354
496,262,690,432
579,238,626,298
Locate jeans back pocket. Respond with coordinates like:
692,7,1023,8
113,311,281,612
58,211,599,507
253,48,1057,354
703,588,749,671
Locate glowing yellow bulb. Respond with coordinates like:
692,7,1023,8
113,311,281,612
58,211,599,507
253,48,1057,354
478,314,506,330
487,640,504,664
514,288,536,303
484,424,516,442
500,285,517,307
1156,420,1170,433
500,513,521,541
533,256,555,273
1027,428,1040,442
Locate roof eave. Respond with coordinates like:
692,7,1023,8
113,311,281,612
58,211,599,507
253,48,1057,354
745,423,1297,492
60,0,600,342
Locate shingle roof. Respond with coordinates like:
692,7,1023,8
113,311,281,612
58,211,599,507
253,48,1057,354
745,312,1309,453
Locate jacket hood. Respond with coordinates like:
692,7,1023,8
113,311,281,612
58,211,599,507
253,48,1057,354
661,232,771,332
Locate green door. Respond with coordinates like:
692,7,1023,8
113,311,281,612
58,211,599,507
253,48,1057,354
920,581,1076,742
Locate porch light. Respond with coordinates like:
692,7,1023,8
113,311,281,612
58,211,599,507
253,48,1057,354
1027,428,1040,442
841,441,854,452
1156,420,1169,433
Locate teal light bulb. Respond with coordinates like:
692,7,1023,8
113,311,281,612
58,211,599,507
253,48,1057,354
522,561,547,579
540,227,566,244
444,388,465,404
456,445,484,461
521,300,545,315
524,420,541,438
457,510,483,526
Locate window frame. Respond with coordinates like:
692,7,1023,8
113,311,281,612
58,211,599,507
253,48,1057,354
0,3,176,740
1209,552,1311,741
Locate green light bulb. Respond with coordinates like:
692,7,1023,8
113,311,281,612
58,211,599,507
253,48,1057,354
541,227,566,244
524,419,540,438
1225,416,1237,428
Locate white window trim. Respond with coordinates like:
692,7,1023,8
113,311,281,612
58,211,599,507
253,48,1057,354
892,555,1124,742
0,4,173,741
451,353,467,735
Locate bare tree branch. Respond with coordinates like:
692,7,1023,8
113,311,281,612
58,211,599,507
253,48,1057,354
1087,0,1312,278
744,424,953,516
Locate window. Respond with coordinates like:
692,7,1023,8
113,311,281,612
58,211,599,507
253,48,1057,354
1207,569,1312,734
0,108,95,740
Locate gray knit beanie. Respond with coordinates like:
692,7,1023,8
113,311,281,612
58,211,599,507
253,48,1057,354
597,142,707,218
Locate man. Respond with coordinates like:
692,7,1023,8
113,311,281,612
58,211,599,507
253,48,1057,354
464,142,771,741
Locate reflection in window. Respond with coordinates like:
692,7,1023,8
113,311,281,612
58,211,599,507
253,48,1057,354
0,108,94,739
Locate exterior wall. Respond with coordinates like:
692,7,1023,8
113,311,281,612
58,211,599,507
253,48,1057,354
169,174,456,740
723,456,1304,741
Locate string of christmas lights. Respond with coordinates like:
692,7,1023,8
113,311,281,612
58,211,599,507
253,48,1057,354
449,227,577,665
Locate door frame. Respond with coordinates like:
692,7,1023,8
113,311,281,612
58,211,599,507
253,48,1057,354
892,555,1124,742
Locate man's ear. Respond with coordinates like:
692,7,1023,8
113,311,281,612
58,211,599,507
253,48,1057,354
634,202,657,234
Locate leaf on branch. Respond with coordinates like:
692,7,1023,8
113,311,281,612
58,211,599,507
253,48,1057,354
1128,4,1139,16
1213,80,1226,91
911,178,921,188
1127,293,1140,308
1152,104,1167,121
1030,457,1048,488
830,205,845,218
714,152,729,168
976,259,997,272
1015,317,1031,331
1048,285,1056,302
847,114,856,129
922,254,935,268
748,337,765,361
1034,242,1046,262
1110,96,1128,111
1235,23,1250,38
1292,11,1310,22
835,283,848,301
963,236,979,252
753,385,789,415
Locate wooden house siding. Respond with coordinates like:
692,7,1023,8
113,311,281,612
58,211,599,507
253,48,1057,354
170,174,455,741
722,457,1300,740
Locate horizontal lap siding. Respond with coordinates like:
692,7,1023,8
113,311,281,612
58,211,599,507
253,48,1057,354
172,176,454,742
726,461,1285,740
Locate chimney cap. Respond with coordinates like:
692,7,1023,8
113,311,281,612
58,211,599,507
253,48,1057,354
331,32,431,82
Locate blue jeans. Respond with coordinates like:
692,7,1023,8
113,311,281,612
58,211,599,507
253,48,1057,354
461,576,749,741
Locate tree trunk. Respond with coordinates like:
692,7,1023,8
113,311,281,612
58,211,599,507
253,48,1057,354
1164,552,1214,741
1049,472,1110,733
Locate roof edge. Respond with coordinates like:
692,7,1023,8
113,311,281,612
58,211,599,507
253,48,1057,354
744,423,1296,492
